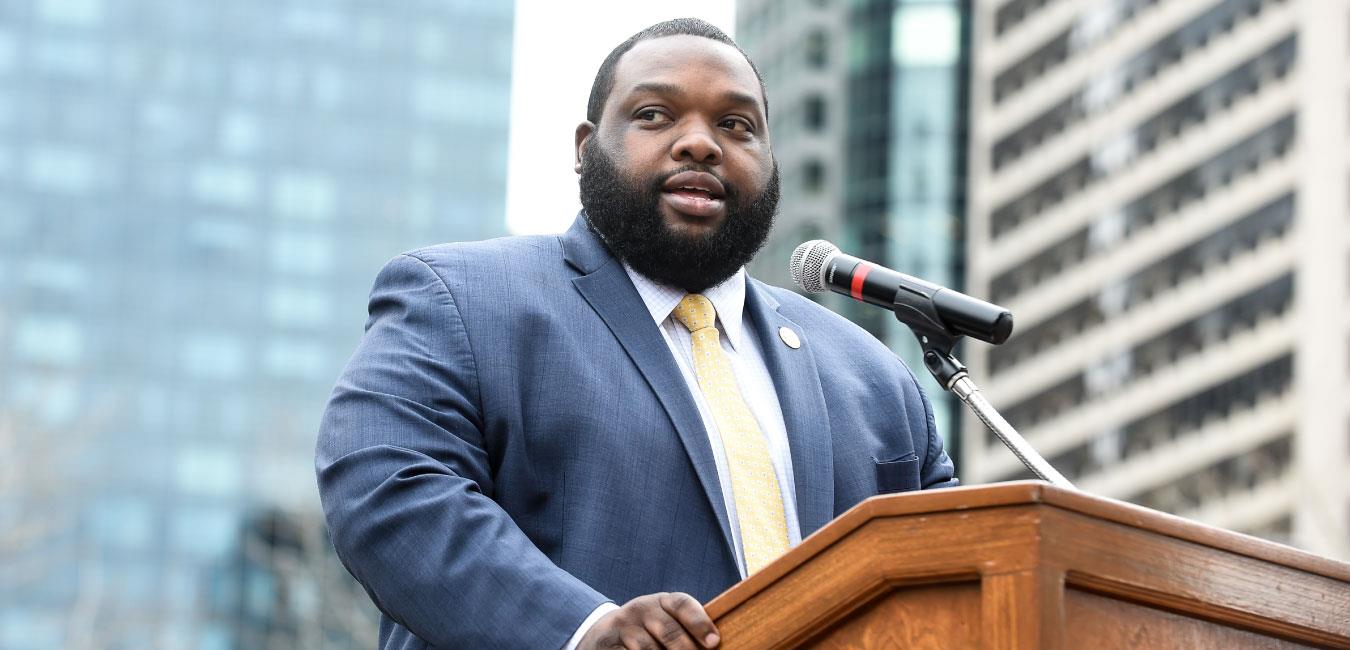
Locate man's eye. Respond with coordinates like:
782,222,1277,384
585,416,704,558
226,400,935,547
721,118,752,132
637,109,668,122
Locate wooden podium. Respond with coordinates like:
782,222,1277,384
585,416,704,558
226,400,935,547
705,482,1350,648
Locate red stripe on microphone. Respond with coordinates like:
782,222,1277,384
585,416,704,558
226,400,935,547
850,263,872,301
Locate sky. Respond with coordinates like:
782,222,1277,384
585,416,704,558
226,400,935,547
505,0,737,235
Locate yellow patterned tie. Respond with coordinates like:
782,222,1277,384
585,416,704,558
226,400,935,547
672,293,789,574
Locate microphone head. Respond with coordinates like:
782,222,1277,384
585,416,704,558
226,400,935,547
790,240,839,293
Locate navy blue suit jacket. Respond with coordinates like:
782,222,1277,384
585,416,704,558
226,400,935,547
315,216,957,648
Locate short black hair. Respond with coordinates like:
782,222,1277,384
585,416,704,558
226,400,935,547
585,18,768,125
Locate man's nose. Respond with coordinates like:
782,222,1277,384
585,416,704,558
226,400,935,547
671,123,722,165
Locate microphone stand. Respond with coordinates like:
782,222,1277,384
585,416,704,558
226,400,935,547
898,308,1075,489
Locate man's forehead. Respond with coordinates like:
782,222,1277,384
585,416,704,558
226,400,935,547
609,35,762,106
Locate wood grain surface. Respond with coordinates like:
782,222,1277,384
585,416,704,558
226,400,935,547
803,583,981,649
704,482,1350,649
1064,589,1316,649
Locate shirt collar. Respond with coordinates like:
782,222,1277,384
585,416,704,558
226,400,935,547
623,264,747,350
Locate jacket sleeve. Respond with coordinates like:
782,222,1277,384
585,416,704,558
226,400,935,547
314,253,608,647
912,367,960,490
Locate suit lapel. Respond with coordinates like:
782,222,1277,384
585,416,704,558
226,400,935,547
743,281,836,539
561,216,737,558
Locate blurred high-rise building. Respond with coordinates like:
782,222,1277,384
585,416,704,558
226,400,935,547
0,1,515,648
737,0,972,442
963,0,1348,559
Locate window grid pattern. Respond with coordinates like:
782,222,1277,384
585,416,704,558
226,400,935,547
1129,432,1293,515
0,2,515,647
993,0,1279,107
1000,272,1292,431
1003,355,1294,483
990,190,1294,375
994,0,1160,104
991,42,1294,241
993,33,1295,173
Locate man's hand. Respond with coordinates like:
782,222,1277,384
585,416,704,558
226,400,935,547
578,592,720,649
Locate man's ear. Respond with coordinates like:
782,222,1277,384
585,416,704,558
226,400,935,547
574,121,595,174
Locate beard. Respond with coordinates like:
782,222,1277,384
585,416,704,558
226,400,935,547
578,140,780,293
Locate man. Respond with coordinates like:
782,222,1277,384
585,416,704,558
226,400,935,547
316,18,956,649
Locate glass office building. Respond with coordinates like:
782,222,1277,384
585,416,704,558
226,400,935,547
737,0,970,445
0,1,515,647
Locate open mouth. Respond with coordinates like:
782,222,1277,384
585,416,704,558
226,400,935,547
661,171,727,218
661,187,725,218
665,185,723,201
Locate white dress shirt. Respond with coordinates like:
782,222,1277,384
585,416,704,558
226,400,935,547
564,266,801,649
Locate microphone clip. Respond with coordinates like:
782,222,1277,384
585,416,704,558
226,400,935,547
893,293,1075,490
891,291,967,390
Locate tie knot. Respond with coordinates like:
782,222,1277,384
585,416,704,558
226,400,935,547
673,293,716,332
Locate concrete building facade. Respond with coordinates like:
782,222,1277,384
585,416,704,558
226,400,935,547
963,0,1348,559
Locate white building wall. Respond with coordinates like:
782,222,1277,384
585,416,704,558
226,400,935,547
965,0,1347,558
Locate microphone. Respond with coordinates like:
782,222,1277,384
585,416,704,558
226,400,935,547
790,240,1013,345
791,240,1074,489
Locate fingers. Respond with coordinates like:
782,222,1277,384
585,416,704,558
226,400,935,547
658,593,720,648
581,593,720,650
628,592,717,650
622,594,698,650
636,606,696,650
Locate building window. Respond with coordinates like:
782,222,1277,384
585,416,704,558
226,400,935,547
86,496,155,550
281,5,343,41
805,29,828,68
169,506,237,557
1245,515,1293,545
1128,433,1293,514
180,332,247,380
803,159,825,194
992,36,1295,171
192,162,259,208
1000,273,1293,429
989,195,1294,375
21,259,86,294
804,95,826,131
270,231,333,276
263,338,327,380
271,170,336,221
175,445,242,497
218,112,261,156
991,113,1294,239
25,145,100,194
14,314,83,366
31,35,101,78
0,30,16,73
994,0,1267,104
36,0,105,27
189,219,252,261
267,286,330,328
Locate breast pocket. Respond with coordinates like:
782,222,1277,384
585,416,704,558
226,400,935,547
874,454,921,494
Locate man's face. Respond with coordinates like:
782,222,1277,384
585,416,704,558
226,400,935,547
575,35,780,292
